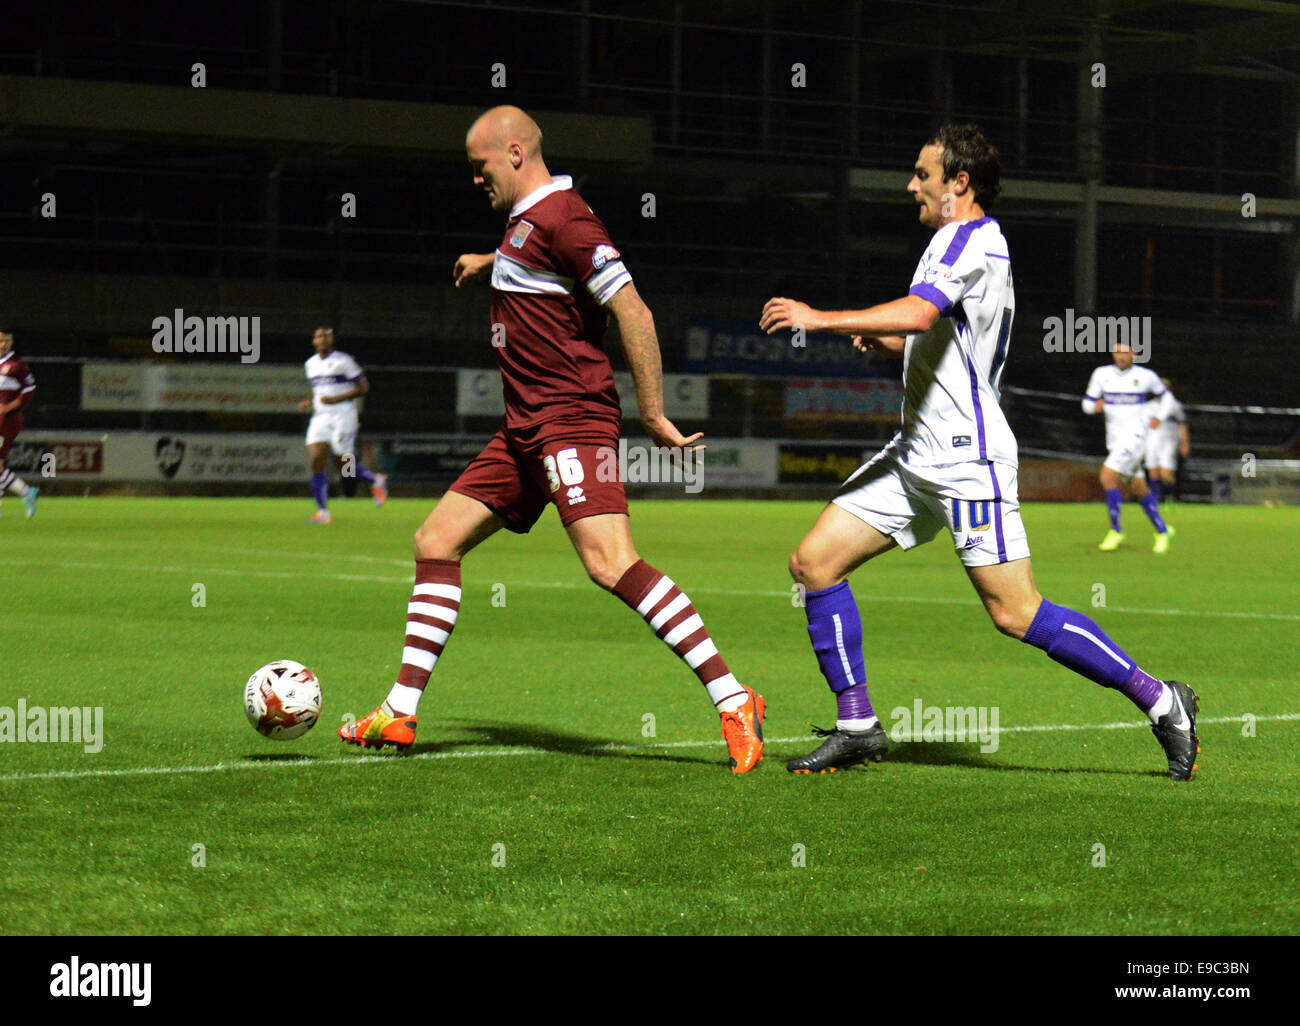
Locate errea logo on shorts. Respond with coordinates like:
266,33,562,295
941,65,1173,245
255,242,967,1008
566,485,586,505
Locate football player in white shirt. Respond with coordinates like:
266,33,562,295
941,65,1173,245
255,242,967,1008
1145,378,1189,504
296,327,387,523
761,124,1199,780
1082,345,1172,552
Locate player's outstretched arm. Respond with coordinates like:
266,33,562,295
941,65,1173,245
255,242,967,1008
760,295,938,337
453,252,496,287
607,284,704,455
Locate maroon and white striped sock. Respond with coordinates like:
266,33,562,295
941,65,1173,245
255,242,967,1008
0,468,29,495
384,558,461,715
613,559,746,710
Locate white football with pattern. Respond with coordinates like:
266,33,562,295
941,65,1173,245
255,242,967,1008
243,660,322,741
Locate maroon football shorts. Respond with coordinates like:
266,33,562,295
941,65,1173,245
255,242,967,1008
0,412,22,462
450,427,629,533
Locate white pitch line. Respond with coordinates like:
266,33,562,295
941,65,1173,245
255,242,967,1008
2,556,1297,623
1,713,1295,784
0,558,409,586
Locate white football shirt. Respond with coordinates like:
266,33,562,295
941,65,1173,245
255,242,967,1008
1151,389,1185,448
901,217,1017,467
1082,364,1164,451
305,350,364,414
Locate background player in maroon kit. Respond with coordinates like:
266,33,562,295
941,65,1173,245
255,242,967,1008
0,330,39,519
340,106,766,772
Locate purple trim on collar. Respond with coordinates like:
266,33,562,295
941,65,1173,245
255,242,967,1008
938,217,993,267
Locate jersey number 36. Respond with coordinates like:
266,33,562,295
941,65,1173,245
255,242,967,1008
542,448,585,493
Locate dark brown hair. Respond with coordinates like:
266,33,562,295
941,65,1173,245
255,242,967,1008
927,123,1001,207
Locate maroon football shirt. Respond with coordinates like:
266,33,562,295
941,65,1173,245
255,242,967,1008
489,176,633,446
0,351,35,434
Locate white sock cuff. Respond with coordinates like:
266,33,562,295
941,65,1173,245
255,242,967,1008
706,673,744,708
385,682,425,716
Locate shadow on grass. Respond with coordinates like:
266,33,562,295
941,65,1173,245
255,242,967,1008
881,741,1169,777
404,719,715,767
243,752,322,762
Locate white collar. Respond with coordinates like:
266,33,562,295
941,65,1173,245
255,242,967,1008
511,175,572,218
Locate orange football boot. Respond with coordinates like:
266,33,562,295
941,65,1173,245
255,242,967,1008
720,686,766,774
339,704,417,751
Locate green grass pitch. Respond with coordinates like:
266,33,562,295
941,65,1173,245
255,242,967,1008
2,496,1296,935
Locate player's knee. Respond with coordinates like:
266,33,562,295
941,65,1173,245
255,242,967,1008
581,559,619,591
585,563,615,591
413,523,450,560
988,604,1021,638
989,600,1037,640
584,553,635,592
790,547,835,591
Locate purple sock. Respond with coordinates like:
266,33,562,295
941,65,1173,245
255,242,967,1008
1105,488,1122,531
310,472,329,510
836,684,873,721
1139,492,1168,533
804,581,874,719
354,463,376,484
1022,599,1165,712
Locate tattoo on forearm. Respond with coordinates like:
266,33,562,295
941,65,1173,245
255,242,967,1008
620,312,663,418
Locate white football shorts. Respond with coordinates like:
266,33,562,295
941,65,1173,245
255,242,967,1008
1103,435,1146,477
831,439,1030,568
1145,432,1179,472
305,407,359,456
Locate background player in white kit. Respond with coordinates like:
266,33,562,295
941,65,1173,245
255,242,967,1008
1082,345,1172,552
761,124,1200,780
1145,378,1189,504
296,326,387,523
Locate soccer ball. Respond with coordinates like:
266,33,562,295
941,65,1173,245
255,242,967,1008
244,660,322,741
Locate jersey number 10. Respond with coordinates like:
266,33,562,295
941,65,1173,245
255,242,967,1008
951,499,993,531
